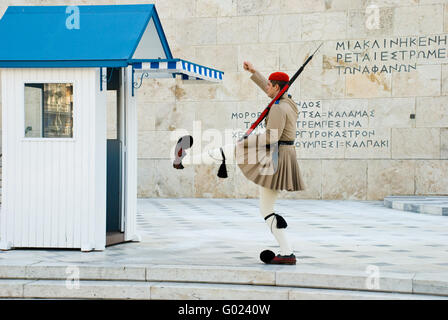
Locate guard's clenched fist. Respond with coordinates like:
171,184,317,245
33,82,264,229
243,61,255,73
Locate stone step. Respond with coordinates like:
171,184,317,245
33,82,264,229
1,264,448,297
0,279,151,300
148,281,447,300
384,196,448,216
0,279,445,300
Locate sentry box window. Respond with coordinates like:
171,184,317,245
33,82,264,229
24,83,73,138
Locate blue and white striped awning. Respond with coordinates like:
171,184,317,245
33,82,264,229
131,58,223,83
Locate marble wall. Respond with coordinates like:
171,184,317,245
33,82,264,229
1,0,447,200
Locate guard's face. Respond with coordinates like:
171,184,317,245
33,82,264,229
266,81,279,99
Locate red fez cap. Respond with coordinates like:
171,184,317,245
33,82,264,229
268,72,289,82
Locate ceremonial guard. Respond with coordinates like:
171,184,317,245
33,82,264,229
236,61,305,265
174,62,307,265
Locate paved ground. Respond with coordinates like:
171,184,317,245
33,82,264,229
1,198,448,276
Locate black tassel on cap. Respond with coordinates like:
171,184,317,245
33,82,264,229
264,213,288,229
217,147,228,178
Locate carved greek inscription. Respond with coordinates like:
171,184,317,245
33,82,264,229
234,100,389,150
335,35,447,75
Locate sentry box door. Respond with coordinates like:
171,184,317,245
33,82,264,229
104,66,139,247
106,67,126,246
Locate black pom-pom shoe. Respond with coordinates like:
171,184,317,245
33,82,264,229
173,135,193,169
260,250,296,265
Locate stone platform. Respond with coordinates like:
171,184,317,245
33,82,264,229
384,196,448,216
1,198,448,299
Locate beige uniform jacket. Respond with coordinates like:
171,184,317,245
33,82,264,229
236,71,305,191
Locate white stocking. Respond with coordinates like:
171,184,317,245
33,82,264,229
185,143,236,165
259,186,293,256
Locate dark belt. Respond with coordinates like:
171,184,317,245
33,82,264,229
278,140,294,145
266,140,294,149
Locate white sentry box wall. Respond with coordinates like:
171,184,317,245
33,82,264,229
0,66,138,251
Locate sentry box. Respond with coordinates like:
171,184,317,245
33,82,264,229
0,4,223,251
